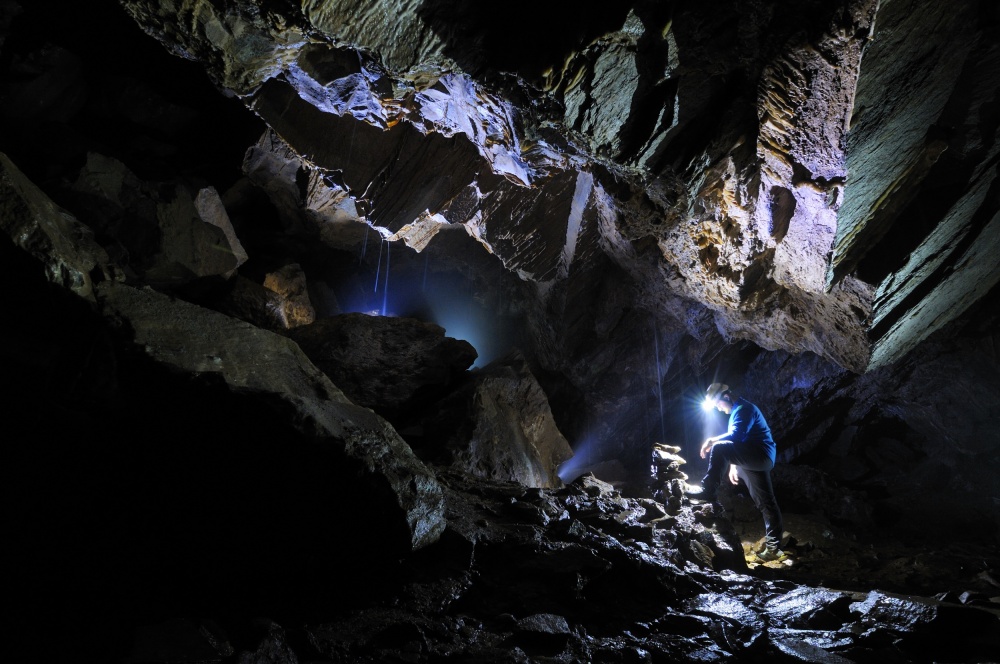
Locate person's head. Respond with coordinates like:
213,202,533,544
704,382,734,414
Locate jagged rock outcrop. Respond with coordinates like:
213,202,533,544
111,0,998,475
421,352,575,488
97,280,447,551
114,470,999,663
832,0,1000,369
2,2,999,660
118,0,883,371
0,151,117,299
71,152,248,286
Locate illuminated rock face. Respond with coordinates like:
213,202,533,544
1,0,993,479
422,351,575,488
116,0,995,380
4,0,991,511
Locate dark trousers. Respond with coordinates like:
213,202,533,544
702,442,783,549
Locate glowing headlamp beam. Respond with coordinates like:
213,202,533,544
701,397,716,412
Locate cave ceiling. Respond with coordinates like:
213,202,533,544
109,0,999,379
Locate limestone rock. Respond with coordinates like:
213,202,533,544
0,152,116,300
833,0,983,283
5,3,1000,661
422,353,574,488
242,129,366,245
286,312,477,422
71,152,247,286
765,587,856,630
832,0,999,367
263,263,316,328
210,274,296,333
119,0,887,373
869,177,999,369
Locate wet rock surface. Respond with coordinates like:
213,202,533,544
98,471,998,663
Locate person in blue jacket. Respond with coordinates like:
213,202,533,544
691,382,785,562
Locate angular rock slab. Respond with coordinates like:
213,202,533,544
119,0,879,374
423,353,574,488
0,151,116,300
95,280,446,551
72,152,247,286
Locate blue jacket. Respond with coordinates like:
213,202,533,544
725,398,776,464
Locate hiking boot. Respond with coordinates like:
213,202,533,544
685,484,717,502
755,547,787,563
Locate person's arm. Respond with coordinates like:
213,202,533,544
728,464,739,485
700,431,731,457
700,405,751,457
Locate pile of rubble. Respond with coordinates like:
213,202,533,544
123,469,1000,663
648,442,689,514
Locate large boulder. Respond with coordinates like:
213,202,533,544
422,352,574,488
0,151,116,299
71,152,248,286
96,280,447,553
286,312,477,422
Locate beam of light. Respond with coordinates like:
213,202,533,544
334,233,518,364
380,240,391,316
373,237,384,295
701,396,716,412
556,435,599,484
422,271,509,368
653,323,666,442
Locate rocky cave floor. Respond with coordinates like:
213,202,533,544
115,467,1000,664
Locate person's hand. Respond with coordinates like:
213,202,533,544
700,439,714,459
728,464,739,485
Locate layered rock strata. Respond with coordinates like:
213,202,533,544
117,0,881,373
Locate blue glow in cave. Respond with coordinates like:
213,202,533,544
556,434,601,484
425,292,506,368
333,237,510,368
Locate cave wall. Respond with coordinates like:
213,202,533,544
1,0,998,567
